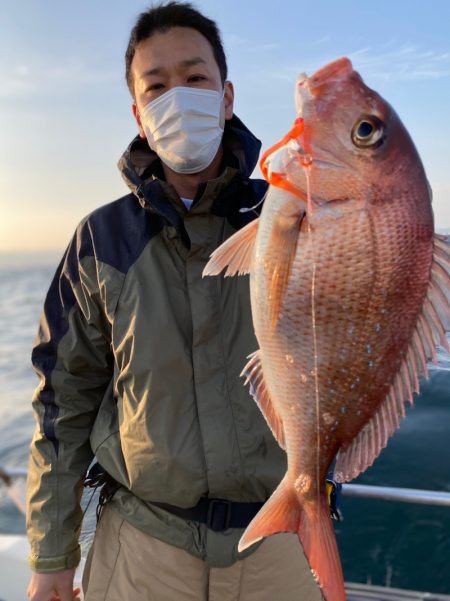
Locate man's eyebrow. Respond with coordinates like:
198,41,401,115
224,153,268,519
141,57,208,78
142,67,163,78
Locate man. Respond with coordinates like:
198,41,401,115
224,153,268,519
27,3,323,600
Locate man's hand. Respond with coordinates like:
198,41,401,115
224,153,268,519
27,569,80,601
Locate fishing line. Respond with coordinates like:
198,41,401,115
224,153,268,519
304,165,321,506
238,190,267,215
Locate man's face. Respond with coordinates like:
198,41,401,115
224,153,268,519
131,26,234,138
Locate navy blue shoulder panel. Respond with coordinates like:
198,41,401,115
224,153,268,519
64,193,164,285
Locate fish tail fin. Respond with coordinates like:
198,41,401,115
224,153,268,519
300,497,346,601
238,477,300,552
238,478,346,601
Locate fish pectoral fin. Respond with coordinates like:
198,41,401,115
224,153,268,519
268,212,303,330
241,350,286,450
239,478,346,601
202,218,259,277
335,234,450,484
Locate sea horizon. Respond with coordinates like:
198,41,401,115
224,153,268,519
1,226,449,266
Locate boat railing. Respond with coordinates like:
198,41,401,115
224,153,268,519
343,483,450,507
2,468,450,508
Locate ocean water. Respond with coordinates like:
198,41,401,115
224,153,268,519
0,252,449,593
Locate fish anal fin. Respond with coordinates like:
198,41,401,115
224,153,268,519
335,388,397,484
336,358,416,483
241,350,285,450
239,479,346,601
202,218,259,278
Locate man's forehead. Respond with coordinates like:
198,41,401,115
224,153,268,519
133,27,216,70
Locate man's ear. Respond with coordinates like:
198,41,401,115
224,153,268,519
224,81,234,120
132,103,147,139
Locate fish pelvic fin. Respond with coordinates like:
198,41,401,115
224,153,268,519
238,477,346,601
202,218,259,277
241,350,285,449
335,234,450,483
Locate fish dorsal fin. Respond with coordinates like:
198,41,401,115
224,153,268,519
202,218,259,277
241,350,286,449
335,235,450,483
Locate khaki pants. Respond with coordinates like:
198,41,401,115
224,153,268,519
83,506,323,601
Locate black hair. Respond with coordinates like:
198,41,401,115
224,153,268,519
125,2,228,97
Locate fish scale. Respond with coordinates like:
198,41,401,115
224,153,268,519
204,57,450,601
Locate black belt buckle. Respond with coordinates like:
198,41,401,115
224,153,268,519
207,499,232,532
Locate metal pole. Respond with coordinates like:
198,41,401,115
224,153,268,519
343,483,450,507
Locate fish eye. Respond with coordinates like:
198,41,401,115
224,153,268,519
351,115,385,148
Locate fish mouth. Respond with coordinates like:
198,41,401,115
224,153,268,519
262,137,350,209
295,57,355,129
291,60,355,205
261,58,356,207
307,57,354,93
296,57,354,110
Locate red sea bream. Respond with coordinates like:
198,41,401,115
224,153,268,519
204,57,450,601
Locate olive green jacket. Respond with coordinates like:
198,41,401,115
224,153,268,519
27,116,286,572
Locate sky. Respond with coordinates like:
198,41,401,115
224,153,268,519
1,0,450,253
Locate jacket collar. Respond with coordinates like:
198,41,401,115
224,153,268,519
117,115,263,248
118,114,262,202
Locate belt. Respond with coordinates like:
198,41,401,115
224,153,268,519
85,463,264,532
151,498,265,532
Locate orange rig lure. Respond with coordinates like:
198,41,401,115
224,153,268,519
259,117,312,199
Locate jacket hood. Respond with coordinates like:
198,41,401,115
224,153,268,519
118,114,262,199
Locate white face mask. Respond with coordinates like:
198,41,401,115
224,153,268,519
139,86,225,174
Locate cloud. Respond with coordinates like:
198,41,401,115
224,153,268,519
251,42,281,52
224,33,280,53
347,44,450,82
260,42,450,85
0,56,119,99
313,36,331,45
